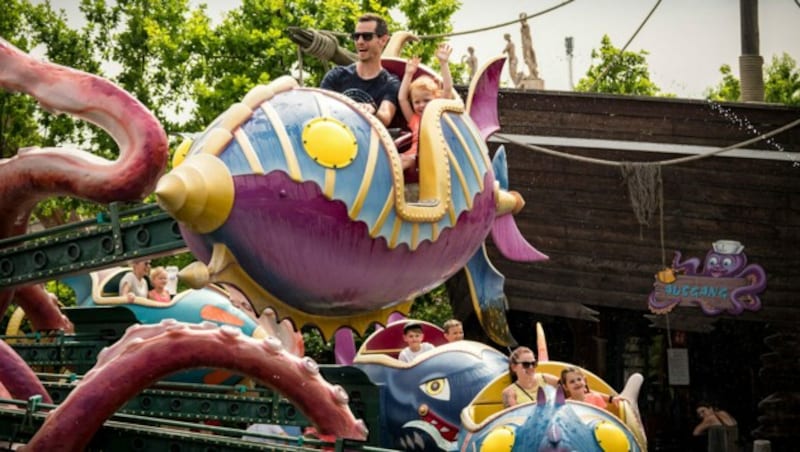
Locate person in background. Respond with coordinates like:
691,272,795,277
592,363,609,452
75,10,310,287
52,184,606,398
693,401,737,436
396,43,454,170
398,322,435,362
692,401,739,452
501,346,558,408
320,13,399,127
120,259,150,302
559,367,621,410
148,266,172,303
442,319,464,342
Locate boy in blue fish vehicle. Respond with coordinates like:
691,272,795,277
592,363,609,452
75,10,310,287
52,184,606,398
398,322,435,362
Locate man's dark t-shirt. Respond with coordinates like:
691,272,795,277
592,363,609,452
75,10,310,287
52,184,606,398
321,64,400,110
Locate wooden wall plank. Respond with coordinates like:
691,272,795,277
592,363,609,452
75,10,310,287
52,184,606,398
479,89,800,325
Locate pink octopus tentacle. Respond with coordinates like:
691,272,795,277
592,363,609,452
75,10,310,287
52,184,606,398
0,384,11,400
0,339,52,403
12,285,73,332
0,286,72,334
21,320,368,452
0,38,168,330
0,38,168,213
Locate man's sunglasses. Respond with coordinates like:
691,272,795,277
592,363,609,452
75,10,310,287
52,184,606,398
351,32,381,42
515,361,537,369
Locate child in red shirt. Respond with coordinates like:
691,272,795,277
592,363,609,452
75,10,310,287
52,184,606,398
397,43,455,170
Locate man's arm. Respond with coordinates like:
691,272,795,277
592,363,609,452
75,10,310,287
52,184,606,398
375,71,401,127
119,273,136,302
375,100,396,127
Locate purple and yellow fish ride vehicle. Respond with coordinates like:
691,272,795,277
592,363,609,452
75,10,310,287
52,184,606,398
156,56,546,344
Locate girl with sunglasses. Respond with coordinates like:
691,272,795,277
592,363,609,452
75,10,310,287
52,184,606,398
501,346,558,408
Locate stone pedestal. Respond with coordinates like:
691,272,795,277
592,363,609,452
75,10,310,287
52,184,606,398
753,439,771,452
517,78,544,90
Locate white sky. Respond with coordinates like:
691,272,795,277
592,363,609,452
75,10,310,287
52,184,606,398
45,0,800,99
437,0,800,97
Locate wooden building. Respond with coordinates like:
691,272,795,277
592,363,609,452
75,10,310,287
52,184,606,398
458,88,800,451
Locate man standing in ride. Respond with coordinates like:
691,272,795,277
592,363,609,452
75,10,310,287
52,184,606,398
321,13,400,127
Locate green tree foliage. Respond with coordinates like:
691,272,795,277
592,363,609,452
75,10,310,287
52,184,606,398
302,328,335,363
185,0,460,129
764,53,800,106
4,0,461,152
80,0,199,136
705,53,800,106
575,34,661,96
704,63,740,102
397,0,467,84
409,284,452,327
26,1,103,149
396,0,457,57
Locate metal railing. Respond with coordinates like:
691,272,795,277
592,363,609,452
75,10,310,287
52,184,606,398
0,202,187,290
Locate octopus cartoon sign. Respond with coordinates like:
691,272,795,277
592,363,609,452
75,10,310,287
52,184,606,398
649,240,766,316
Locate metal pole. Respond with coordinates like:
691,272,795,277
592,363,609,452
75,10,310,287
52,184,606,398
739,0,764,101
565,36,574,90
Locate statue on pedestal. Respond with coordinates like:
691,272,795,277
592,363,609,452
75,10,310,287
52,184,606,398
510,13,545,90
519,13,539,80
461,46,478,82
503,33,522,87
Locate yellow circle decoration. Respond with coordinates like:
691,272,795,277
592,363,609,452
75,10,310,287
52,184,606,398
302,117,357,168
480,425,515,452
594,420,631,451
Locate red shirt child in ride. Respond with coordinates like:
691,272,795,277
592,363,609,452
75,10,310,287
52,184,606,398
148,266,172,303
559,367,623,411
397,43,455,170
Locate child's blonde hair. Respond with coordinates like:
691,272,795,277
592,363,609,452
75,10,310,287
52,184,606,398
443,319,462,333
149,266,167,281
409,75,443,100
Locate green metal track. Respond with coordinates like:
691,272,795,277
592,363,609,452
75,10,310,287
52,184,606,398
7,335,107,374
0,365,386,450
42,379,313,428
34,367,382,445
0,202,186,291
0,361,383,446
0,400,394,452
6,334,382,445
